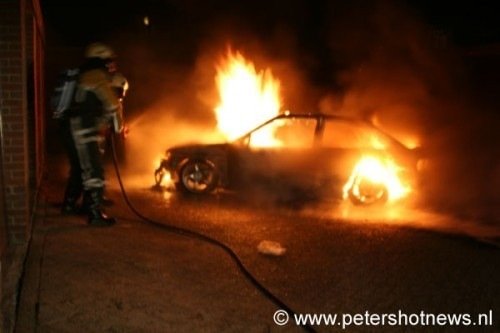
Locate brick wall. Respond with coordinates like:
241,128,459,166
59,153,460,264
0,1,45,330
0,0,31,244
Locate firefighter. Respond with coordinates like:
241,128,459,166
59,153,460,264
67,42,124,226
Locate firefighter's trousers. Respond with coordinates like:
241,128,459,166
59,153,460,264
60,117,83,205
69,115,105,196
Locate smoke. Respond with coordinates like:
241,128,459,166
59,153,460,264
319,1,458,133
108,38,222,187
315,1,500,224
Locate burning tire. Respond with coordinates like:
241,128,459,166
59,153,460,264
347,177,388,206
178,159,218,194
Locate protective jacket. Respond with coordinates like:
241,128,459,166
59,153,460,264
74,68,123,131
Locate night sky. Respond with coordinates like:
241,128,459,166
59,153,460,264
41,0,500,122
40,0,500,135
41,0,500,96
41,0,500,46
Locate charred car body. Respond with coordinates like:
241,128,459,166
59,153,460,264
154,112,421,205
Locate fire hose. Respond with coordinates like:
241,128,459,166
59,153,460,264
109,134,316,333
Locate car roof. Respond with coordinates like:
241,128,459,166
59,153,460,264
235,112,409,150
237,112,370,137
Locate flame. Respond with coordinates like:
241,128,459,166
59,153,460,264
343,156,411,202
154,155,172,187
158,171,172,187
401,135,420,149
214,49,282,146
370,135,387,149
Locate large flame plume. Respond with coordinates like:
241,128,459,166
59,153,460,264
214,49,282,146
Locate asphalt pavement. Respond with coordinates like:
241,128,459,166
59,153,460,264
13,156,500,333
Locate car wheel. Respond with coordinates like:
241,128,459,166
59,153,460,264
347,177,388,206
179,159,218,194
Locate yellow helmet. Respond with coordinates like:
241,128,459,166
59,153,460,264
85,42,116,59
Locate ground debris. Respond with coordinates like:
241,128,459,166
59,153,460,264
257,240,286,256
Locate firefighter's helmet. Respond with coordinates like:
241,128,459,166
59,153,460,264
85,42,116,60
111,72,129,99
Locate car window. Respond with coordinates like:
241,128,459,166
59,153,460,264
322,120,391,149
248,117,317,148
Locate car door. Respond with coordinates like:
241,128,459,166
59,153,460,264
316,119,385,191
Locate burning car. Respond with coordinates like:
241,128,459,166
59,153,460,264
154,112,421,205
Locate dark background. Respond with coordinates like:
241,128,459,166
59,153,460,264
41,0,500,220
41,0,500,115
41,0,500,119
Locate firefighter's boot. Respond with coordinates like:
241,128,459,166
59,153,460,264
79,191,92,215
61,186,81,215
88,188,115,227
102,195,114,206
